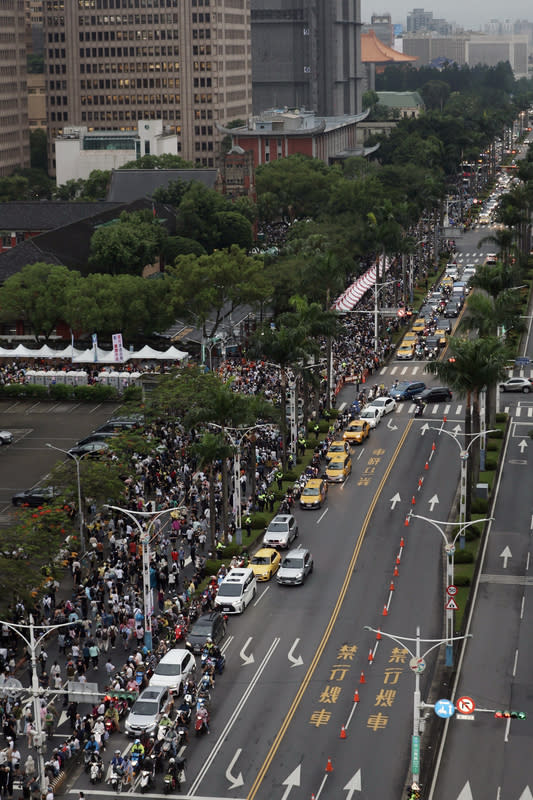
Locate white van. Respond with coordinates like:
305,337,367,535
215,567,257,614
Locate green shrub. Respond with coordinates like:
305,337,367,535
251,513,269,530
329,409,340,419
122,386,142,402
72,384,118,401
454,574,471,587
490,428,503,439
465,524,481,541
49,383,75,400
454,549,474,564
485,440,498,451
0,383,49,399
484,452,498,470
495,412,507,423
282,470,298,482
471,497,488,514
220,543,241,557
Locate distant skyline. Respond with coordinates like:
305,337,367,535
362,1,532,30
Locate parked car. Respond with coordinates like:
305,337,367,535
125,686,173,737
68,441,110,458
414,387,452,403
0,431,13,446
390,381,426,401
263,514,298,549
499,377,533,393
277,547,314,586
186,611,227,654
12,486,57,507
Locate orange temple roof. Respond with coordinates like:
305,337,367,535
361,30,417,64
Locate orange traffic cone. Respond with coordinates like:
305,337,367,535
443,416,447,423
393,565,399,577
353,689,360,702
368,649,374,663
326,758,333,773
382,605,388,616
400,537,405,547
411,495,416,505
404,516,410,527
389,581,395,591
376,628,382,640
396,555,401,564
418,477,423,489
425,461,429,470
432,441,436,451
360,671,366,684
340,725,347,739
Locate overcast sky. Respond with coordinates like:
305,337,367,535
362,1,532,31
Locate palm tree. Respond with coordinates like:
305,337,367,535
425,337,508,516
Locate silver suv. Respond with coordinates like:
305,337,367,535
277,547,313,585
263,514,298,549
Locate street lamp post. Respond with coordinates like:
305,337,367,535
364,625,471,788
429,425,497,536
0,615,82,797
209,422,275,541
45,443,89,555
105,505,174,650
407,514,492,666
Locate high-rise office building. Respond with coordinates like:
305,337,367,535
43,0,252,173
0,0,31,177
251,0,362,117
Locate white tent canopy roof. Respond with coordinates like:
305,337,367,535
0,344,188,363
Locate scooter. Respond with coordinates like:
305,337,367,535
139,758,155,794
130,750,142,775
90,757,103,784
414,402,425,418
108,766,123,793
163,757,186,794
194,710,209,736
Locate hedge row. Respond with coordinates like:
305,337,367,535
0,383,119,401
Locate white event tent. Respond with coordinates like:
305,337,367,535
0,343,189,364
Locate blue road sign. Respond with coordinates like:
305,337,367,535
434,699,455,718
515,357,530,366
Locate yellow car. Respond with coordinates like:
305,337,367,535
343,420,370,445
402,331,417,345
441,276,453,290
411,318,426,334
396,343,415,360
434,328,448,346
326,440,349,462
325,453,352,483
300,478,328,509
250,548,281,581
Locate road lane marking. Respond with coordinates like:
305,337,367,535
247,419,413,800
188,638,280,796
316,508,328,525
253,587,269,607
512,648,519,677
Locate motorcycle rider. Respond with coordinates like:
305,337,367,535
110,750,125,772
414,398,425,417
166,757,185,789
196,704,209,734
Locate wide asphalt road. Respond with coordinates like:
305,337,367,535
62,389,464,800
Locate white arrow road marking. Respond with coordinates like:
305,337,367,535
240,637,254,665
187,638,280,796
500,545,512,568
390,492,401,510
288,638,303,668
420,423,429,436
281,765,301,800
453,424,462,434
428,494,439,512
58,710,69,727
456,781,474,800
387,418,398,430
519,439,528,453
343,769,362,798
518,787,533,800
225,748,244,789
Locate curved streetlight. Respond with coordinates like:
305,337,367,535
0,615,84,797
104,505,175,650
45,443,91,555
407,513,493,666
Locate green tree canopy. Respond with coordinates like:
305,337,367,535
89,209,168,275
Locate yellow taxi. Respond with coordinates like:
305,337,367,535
326,440,349,462
411,318,426,334
396,343,415,360
250,548,281,581
299,478,328,509
325,453,352,483
402,331,417,345
434,328,448,346
343,419,371,445
441,276,453,290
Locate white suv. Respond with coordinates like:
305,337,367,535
214,568,257,614
263,514,299,549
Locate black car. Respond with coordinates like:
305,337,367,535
76,431,118,447
443,302,460,318
68,441,110,458
415,387,452,403
186,611,226,654
12,486,57,507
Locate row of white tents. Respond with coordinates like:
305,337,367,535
0,343,189,364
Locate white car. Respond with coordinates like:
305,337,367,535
359,406,383,428
0,431,13,445
368,397,397,416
